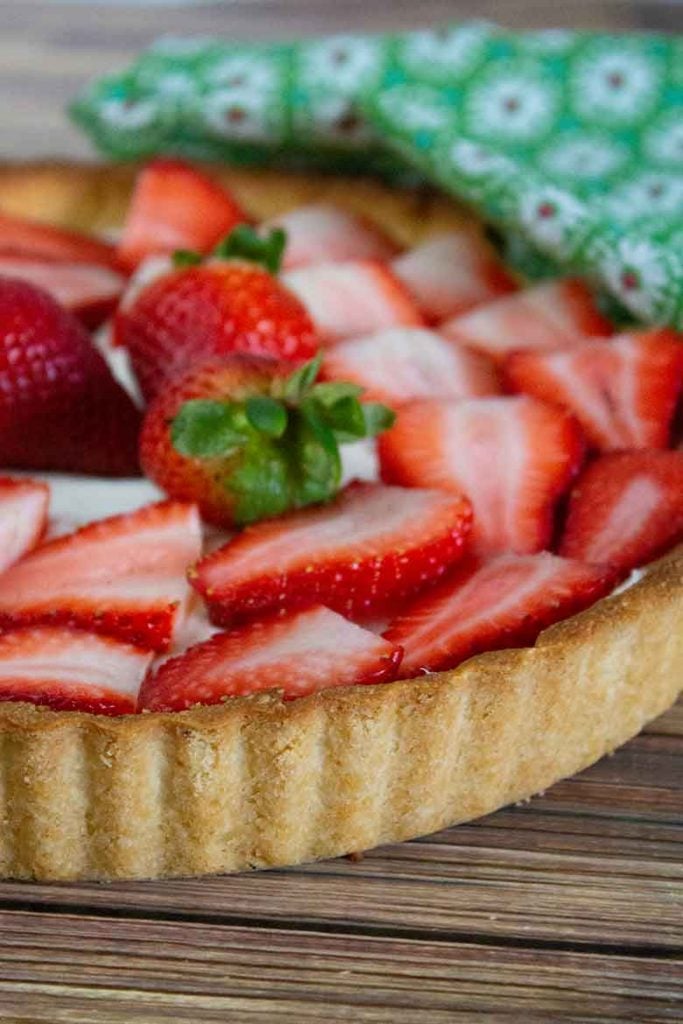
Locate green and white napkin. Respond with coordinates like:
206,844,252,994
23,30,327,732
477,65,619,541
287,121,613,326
71,24,683,328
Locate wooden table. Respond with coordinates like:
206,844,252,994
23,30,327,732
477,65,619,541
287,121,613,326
0,4,681,1020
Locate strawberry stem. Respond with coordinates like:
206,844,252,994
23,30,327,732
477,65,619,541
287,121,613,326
171,356,395,525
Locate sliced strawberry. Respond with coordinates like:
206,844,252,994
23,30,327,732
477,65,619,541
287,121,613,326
0,501,202,651
267,203,398,270
506,328,683,452
384,552,614,677
0,478,49,575
0,626,152,715
0,210,119,269
0,256,125,329
391,229,517,323
282,261,424,345
559,450,683,574
378,396,584,555
139,604,402,712
117,159,248,272
192,482,472,624
442,279,612,362
321,327,499,406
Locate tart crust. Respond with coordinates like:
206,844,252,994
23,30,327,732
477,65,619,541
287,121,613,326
0,162,681,882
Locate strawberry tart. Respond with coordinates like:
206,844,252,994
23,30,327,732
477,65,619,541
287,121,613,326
0,160,679,881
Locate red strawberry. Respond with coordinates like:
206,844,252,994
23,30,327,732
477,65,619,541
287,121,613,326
267,203,398,269
192,481,472,625
0,277,141,476
281,260,424,345
321,327,499,406
0,626,153,715
0,478,49,574
506,328,683,452
116,227,319,402
0,501,202,651
138,604,403,712
140,353,396,528
559,450,683,575
378,396,584,555
384,552,614,677
0,255,125,329
0,210,120,270
442,279,612,362
117,159,248,272
391,229,517,323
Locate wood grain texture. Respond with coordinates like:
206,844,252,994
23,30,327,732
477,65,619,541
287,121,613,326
0,910,681,1023
1,2,682,1019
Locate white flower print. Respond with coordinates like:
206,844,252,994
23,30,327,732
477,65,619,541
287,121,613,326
446,139,513,178
150,72,198,100
202,89,279,143
518,186,591,260
595,235,676,322
398,23,492,81
539,133,627,183
570,46,662,126
203,54,279,94
603,173,683,224
299,35,383,95
99,97,163,131
643,111,683,169
465,68,559,145
296,95,375,146
377,85,455,133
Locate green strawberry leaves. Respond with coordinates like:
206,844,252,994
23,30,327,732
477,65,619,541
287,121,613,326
170,356,396,525
213,225,287,274
173,225,288,275
245,396,288,438
171,400,247,457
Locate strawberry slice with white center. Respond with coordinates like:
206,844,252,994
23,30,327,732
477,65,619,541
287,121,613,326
0,478,49,575
391,229,517,323
0,626,153,715
442,279,612,362
321,327,499,406
192,482,472,625
281,261,424,345
267,203,398,269
0,210,120,270
0,501,202,651
0,256,125,330
117,159,248,272
384,552,614,677
378,396,584,555
506,328,683,452
138,604,403,712
559,450,683,575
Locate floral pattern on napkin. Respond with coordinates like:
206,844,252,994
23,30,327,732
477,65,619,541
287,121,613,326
71,24,683,327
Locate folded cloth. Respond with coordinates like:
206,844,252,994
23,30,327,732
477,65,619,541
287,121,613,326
71,24,683,328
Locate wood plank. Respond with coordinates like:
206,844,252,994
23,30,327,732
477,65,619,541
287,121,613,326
0,728,679,952
0,910,680,1023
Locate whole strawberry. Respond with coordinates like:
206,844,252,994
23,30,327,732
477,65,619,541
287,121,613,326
0,276,141,476
116,226,319,403
140,353,394,526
